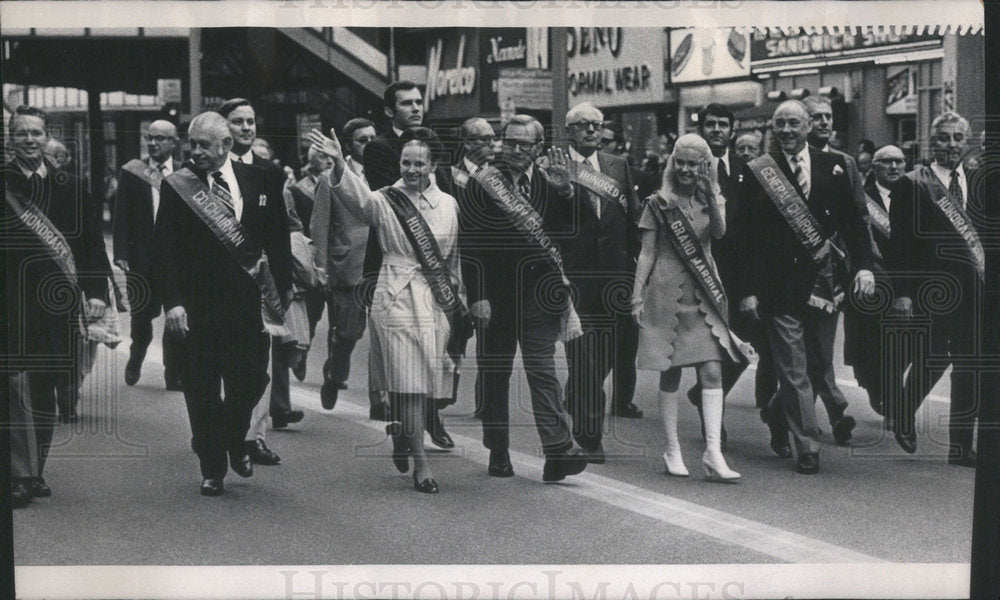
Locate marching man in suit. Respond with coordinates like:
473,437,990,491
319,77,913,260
887,112,984,467
740,100,874,474
559,102,642,464
5,105,113,507
114,120,183,390
154,111,292,496
843,144,904,417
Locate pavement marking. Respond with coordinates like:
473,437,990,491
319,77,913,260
289,388,887,565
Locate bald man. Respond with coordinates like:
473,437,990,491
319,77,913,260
154,111,292,496
843,145,904,417
740,100,874,474
114,119,184,390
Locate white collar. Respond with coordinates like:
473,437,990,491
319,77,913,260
717,149,731,171
392,178,439,208
875,180,892,199
782,146,810,169
392,126,405,139
569,146,600,170
214,158,237,181
151,158,173,174
20,161,48,179
931,160,964,182
462,156,480,174
230,149,254,164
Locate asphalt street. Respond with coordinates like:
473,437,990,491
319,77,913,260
12,294,974,568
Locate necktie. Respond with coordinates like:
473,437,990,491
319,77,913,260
518,175,530,199
29,172,44,191
211,171,235,214
717,158,728,182
792,155,809,199
949,170,964,209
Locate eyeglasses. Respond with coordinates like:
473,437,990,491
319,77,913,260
569,120,603,131
502,138,536,151
466,135,496,144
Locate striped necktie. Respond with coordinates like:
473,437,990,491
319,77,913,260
211,171,235,215
791,155,810,198
949,170,964,209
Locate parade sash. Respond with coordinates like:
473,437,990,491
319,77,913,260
568,160,630,212
472,166,582,341
649,197,754,361
913,165,985,283
865,191,891,238
165,168,288,337
122,158,166,189
5,183,80,288
381,186,473,361
450,166,470,191
747,154,829,264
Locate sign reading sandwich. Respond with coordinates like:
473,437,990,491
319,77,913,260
567,27,665,107
670,27,750,83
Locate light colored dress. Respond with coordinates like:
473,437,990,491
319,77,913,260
636,191,737,370
331,167,461,397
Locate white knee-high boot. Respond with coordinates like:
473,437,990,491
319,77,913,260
702,388,740,482
659,390,689,477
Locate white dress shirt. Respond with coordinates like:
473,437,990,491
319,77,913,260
875,181,892,213
569,147,601,217
212,158,243,220
19,161,48,180
230,149,255,165
150,158,173,224
462,156,480,175
930,161,967,209
782,146,811,194
717,148,731,178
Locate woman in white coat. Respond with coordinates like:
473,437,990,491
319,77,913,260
308,126,462,494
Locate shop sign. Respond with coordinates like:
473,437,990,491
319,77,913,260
480,28,549,113
426,32,478,114
567,27,664,107
751,28,942,63
669,28,750,83
296,113,322,151
157,78,182,104
885,67,917,115
497,68,553,110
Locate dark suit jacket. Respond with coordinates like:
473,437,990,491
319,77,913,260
862,175,892,272
712,151,750,304
887,163,984,304
558,152,641,316
459,163,573,309
4,160,112,357
154,161,292,337
113,158,181,279
742,149,873,315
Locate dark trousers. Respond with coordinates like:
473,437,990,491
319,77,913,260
766,309,844,455
305,289,326,342
566,315,615,450
478,296,574,456
893,312,977,457
269,340,293,416
182,327,270,479
8,371,61,480
325,286,367,385
610,310,639,409
130,305,182,381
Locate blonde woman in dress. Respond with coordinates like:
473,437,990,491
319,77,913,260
308,126,462,494
631,134,742,482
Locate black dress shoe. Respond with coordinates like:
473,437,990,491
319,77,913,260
165,378,183,392
320,380,339,410
895,431,917,454
425,407,455,450
12,481,32,508
337,381,348,390
611,403,643,419
124,356,141,386
246,439,281,465
229,451,253,478
272,409,304,429
832,415,856,446
488,449,515,477
948,450,976,468
413,473,439,494
200,478,224,496
58,409,80,424
369,401,391,422
795,453,820,474
584,445,606,464
292,360,307,382
543,449,588,482
761,409,792,458
386,423,410,473
30,477,52,498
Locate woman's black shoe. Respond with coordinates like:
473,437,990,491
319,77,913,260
413,473,439,494
386,423,410,473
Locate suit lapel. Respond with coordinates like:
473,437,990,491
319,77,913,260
232,162,257,226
